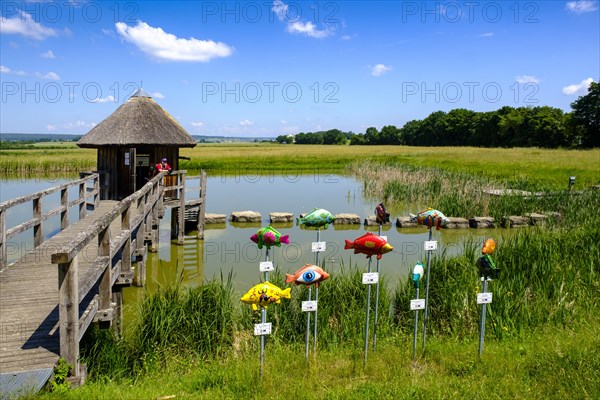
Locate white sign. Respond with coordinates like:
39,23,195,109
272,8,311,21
380,235,387,242
311,241,326,252
302,301,318,312
477,292,493,304
259,261,274,272
124,152,130,166
424,241,438,251
362,272,379,285
253,323,272,336
410,299,426,311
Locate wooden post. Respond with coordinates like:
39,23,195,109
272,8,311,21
134,195,146,287
197,171,207,240
96,226,113,328
119,203,132,284
33,196,43,248
61,187,69,230
58,256,80,374
79,181,86,220
178,172,186,245
94,174,100,208
0,209,6,270
150,181,160,253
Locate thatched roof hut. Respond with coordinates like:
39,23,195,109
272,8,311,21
78,89,197,200
77,89,196,148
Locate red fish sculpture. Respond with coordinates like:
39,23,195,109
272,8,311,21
344,232,393,259
285,264,330,287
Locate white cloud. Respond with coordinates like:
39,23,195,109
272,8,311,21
36,71,61,80
371,64,392,77
516,75,540,84
115,21,234,62
479,32,494,37
47,121,97,132
340,35,352,40
152,92,165,99
91,95,115,103
286,21,332,38
0,11,59,40
562,77,594,95
0,65,27,76
566,1,598,13
272,0,289,21
190,122,204,128
41,50,55,59
239,119,254,126
272,1,333,38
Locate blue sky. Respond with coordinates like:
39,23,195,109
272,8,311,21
1,0,598,137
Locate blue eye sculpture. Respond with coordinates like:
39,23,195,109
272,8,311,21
285,264,331,288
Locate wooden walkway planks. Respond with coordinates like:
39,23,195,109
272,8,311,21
0,201,118,374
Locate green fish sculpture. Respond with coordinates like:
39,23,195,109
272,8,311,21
297,208,336,229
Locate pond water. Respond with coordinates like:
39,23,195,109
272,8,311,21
0,173,506,305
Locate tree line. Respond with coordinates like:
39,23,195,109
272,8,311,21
275,82,599,148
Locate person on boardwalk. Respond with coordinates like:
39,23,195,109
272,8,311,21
155,157,171,174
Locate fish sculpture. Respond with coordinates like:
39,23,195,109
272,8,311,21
240,281,292,311
285,264,330,287
409,208,449,230
482,238,496,255
344,232,393,259
375,202,390,224
250,226,290,249
297,208,336,229
477,238,500,279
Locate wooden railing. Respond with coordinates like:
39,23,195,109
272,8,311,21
51,172,165,376
0,173,100,270
163,170,207,243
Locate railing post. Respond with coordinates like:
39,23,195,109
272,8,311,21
135,194,146,286
33,196,43,247
150,180,160,252
178,172,186,245
79,181,86,220
118,203,132,284
0,209,6,270
58,255,80,374
94,174,100,208
197,170,207,240
96,226,113,328
61,187,69,230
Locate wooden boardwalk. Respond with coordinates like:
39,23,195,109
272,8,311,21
0,201,118,374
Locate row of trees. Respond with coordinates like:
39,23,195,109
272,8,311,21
275,83,599,148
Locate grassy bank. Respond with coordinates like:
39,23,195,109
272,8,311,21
1,144,599,189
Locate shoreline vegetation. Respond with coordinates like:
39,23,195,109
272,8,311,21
1,143,599,188
4,143,598,398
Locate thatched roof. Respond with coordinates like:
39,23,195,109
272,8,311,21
77,90,196,148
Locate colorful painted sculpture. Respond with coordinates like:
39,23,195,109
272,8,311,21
344,232,393,259
409,208,449,230
412,261,425,288
250,226,290,249
482,238,496,255
476,238,500,279
297,208,336,229
375,202,390,224
240,281,292,311
285,264,330,287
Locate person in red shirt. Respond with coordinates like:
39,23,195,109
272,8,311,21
156,157,171,174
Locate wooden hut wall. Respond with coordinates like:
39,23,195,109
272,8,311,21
97,147,136,200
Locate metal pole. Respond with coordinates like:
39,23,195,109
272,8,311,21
422,227,433,351
478,278,488,357
305,286,312,361
412,287,420,359
260,247,270,379
363,257,372,368
313,228,320,354
373,224,382,351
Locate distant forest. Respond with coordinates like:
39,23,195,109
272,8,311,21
276,83,599,148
